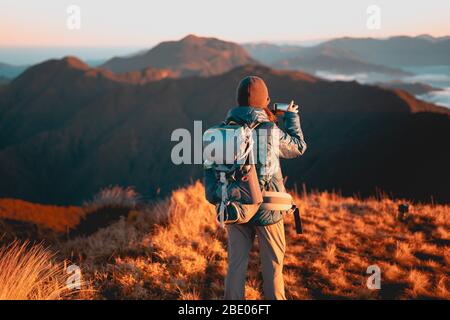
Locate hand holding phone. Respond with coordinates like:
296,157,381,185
286,100,299,114
271,100,300,115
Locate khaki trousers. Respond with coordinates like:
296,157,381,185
224,219,286,300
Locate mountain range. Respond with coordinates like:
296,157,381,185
272,44,411,76
244,35,450,75
0,41,449,204
3,34,450,82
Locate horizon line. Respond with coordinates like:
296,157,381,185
1,32,450,49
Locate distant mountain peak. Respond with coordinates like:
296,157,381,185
180,34,204,42
27,56,90,73
178,34,235,46
101,35,258,76
60,56,90,70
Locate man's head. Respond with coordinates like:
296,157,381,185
236,76,270,108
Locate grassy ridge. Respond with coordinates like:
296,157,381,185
0,182,448,299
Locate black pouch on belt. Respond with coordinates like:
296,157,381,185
292,205,303,234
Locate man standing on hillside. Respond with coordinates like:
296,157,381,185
204,76,307,299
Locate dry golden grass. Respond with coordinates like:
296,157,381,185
62,184,227,299
0,198,84,232
0,182,449,299
0,241,72,300
284,191,449,299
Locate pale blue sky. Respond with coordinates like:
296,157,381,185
1,0,450,47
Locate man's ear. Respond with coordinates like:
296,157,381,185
266,96,271,107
